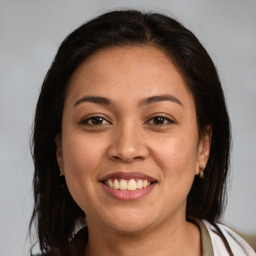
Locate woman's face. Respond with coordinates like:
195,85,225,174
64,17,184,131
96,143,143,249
56,46,211,234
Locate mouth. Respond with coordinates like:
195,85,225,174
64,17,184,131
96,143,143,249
103,178,152,191
100,172,157,200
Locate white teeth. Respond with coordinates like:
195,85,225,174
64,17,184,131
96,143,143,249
137,179,143,189
114,179,120,189
109,179,114,188
120,179,128,190
105,178,152,190
143,179,148,188
127,179,137,191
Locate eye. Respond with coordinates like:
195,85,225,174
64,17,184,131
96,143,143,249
81,116,111,126
147,116,174,126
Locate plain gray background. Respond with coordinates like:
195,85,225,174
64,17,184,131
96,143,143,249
0,0,255,255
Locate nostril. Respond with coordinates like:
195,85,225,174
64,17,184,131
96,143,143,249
110,154,143,163
134,156,144,160
107,137,149,162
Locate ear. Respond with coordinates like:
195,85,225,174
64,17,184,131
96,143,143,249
55,134,64,174
195,125,212,175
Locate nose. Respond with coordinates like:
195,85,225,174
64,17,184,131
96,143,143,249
107,124,149,163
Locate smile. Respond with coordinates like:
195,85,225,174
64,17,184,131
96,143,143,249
100,172,157,201
104,178,151,191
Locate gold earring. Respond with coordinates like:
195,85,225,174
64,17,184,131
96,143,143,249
199,165,204,178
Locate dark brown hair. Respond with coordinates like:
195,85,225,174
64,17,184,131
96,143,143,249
30,9,231,255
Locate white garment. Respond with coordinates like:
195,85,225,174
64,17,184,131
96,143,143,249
203,220,256,256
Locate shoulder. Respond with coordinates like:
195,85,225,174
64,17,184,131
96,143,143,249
202,220,255,256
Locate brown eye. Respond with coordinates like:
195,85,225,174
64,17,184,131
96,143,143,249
153,117,165,125
91,117,104,125
82,116,110,125
147,116,173,125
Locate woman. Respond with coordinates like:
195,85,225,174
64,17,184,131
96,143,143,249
30,10,255,256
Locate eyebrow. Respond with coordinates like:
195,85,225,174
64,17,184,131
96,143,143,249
74,96,112,108
73,94,183,108
139,94,183,107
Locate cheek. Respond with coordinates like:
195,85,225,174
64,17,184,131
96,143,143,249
62,133,105,173
61,133,106,200
155,138,198,206
153,132,199,181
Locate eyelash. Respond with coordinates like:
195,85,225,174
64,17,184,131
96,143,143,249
146,115,175,126
80,114,175,127
80,115,111,126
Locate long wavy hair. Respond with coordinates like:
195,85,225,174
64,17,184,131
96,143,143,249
30,9,231,255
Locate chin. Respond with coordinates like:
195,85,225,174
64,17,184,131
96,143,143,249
107,220,153,235
96,207,156,235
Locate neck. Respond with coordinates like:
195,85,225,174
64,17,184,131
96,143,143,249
84,216,201,256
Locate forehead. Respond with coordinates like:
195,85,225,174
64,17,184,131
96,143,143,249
66,45,193,107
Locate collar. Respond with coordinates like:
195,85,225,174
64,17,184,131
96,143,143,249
189,218,214,256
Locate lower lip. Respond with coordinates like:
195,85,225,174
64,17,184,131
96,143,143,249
101,183,156,201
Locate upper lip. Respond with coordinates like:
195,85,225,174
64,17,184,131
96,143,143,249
100,172,157,182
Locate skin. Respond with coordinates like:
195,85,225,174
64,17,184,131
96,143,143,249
56,46,211,256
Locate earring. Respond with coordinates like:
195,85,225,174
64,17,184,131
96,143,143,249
59,168,65,188
199,165,204,178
